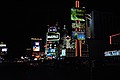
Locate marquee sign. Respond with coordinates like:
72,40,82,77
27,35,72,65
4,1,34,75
46,32,60,41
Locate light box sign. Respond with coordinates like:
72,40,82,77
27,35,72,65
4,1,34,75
72,31,78,39
61,49,66,57
104,50,120,56
0,44,6,47
49,26,57,32
48,48,56,53
47,32,60,41
72,31,85,40
71,8,85,21
72,23,81,28
77,32,85,40
2,48,7,52
33,42,40,51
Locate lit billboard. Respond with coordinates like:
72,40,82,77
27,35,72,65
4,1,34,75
77,32,85,40
72,31,85,40
60,49,66,57
71,8,85,21
2,48,7,52
0,44,6,47
46,32,60,41
33,42,40,51
72,23,81,28
72,31,78,39
0,48,8,55
104,50,120,56
72,22,85,29
47,48,56,58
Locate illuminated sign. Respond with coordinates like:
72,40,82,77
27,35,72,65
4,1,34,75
33,46,40,51
47,32,60,41
104,50,120,56
72,31,78,39
77,32,85,40
35,42,39,45
0,44,6,47
60,49,66,56
48,35,59,38
33,42,40,51
49,26,57,32
31,38,42,40
2,48,7,52
65,36,71,49
72,22,85,29
72,23,81,28
72,31,85,40
71,8,85,21
48,49,56,53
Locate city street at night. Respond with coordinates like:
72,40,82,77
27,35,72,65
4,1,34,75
0,59,120,80
0,0,120,80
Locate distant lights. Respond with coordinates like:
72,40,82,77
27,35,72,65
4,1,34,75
31,38,42,40
109,33,120,44
75,0,80,8
26,48,31,50
0,42,6,47
82,7,85,9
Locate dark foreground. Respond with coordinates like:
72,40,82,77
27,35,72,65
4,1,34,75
0,59,120,80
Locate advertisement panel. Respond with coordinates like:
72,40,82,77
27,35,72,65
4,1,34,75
72,31,85,40
60,49,66,57
46,32,60,41
77,32,85,40
72,23,81,28
33,42,40,51
2,48,7,52
104,50,120,56
71,8,85,21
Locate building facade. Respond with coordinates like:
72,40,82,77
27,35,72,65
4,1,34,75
70,0,91,57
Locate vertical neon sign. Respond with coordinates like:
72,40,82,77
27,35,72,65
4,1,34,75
75,0,80,8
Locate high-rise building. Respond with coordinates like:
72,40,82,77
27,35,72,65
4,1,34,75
90,10,120,40
31,38,43,60
89,10,120,51
45,23,60,59
71,0,91,57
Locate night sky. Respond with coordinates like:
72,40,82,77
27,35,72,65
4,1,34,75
1,0,120,56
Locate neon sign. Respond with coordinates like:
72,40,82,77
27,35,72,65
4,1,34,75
104,50,120,56
46,32,60,41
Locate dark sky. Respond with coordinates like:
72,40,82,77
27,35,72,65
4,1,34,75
1,0,120,56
